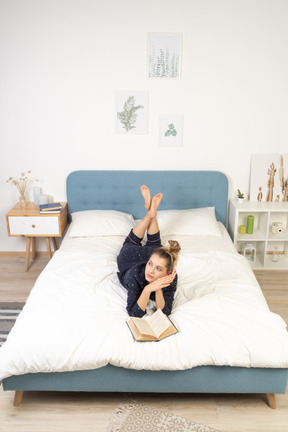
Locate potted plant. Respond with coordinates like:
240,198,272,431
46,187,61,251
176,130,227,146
237,189,245,204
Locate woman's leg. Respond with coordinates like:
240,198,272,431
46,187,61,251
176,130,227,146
147,193,163,235
132,187,163,238
141,185,151,210
132,213,153,239
132,185,152,239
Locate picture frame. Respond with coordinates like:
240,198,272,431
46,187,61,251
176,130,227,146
148,33,183,79
159,115,183,147
116,91,148,134
250,154,288,202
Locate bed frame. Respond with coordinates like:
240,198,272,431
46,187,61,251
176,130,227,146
2,170,288,408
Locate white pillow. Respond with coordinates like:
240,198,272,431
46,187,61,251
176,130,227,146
69,210,135,237
157,207,221,237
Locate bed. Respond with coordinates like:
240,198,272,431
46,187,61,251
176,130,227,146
1,170,288,408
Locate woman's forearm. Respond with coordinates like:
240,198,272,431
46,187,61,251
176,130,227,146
155,289,165,310
137,286,151,312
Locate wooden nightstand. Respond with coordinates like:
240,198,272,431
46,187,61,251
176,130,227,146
6,202,68,271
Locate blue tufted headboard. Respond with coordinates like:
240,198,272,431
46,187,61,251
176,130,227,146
66,171,228,226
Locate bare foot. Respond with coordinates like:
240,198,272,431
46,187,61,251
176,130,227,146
140,185,151,210
149,193,163,218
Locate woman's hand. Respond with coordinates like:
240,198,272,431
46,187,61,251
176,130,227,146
147,269,177,293
137,269,177,313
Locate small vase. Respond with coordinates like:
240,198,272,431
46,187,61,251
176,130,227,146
238,197,244,204
271,246,279,263
19,193,26,207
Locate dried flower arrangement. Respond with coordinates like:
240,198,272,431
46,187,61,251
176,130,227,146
6,171,38,206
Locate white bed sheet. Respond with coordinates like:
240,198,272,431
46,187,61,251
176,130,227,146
0,223,288,381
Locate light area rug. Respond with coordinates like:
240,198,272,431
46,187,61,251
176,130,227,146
108,402,221,432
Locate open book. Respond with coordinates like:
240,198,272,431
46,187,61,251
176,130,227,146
127,308,178,342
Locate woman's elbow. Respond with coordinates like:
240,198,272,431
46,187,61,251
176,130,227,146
126,304,145,318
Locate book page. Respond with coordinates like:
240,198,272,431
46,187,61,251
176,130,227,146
130,317,155,337
148,309,171,338
127,320,141,338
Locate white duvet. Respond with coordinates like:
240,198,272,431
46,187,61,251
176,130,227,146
1,224,288,380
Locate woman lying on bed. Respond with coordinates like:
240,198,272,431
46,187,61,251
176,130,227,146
117,185,181,318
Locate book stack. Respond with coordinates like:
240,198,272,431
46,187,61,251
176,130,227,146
39,203,63,214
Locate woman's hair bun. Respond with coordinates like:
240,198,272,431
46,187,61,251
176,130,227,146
152,240,181,273
168,240,181,255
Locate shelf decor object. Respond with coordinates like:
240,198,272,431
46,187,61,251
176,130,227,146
237,189,245,204
238,225,246,234
250,154,288,202
246,215,254,234
243,243,256,263
6,171,38,207
38,194,49,205
228,199,288,270
33,187,42,205
271,246,279,263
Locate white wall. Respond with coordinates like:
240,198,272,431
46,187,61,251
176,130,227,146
1,0,288,251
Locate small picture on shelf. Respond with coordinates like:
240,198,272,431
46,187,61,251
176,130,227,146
250,154,288,202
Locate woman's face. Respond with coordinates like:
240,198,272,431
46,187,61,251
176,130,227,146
145,254,169,283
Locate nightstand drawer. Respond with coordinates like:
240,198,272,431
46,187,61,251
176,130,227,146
8,216,60,236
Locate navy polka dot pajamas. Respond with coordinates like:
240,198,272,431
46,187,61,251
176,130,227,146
117,230,177,317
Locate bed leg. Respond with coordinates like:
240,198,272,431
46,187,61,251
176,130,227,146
266,393,276,409
14,391,24,407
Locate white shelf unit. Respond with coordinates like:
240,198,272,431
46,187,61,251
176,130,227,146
228,200,288,270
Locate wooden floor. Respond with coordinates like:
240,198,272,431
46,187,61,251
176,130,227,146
0,256,287,432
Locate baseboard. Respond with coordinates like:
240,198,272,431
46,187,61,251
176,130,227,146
0,251,48,257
